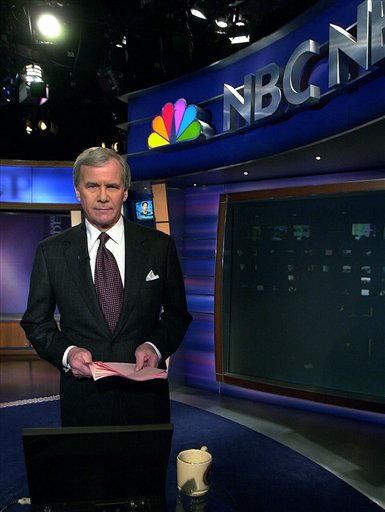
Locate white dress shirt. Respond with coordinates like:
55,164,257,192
62,216,161,367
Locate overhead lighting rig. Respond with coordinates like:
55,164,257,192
18,64,49,105
190,0,251,45
28,1,67,45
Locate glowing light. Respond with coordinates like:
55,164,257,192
230,35,250,44
25,118,33,134
38,120,48,131
215,18,228,28
24,64,44,85
191,8,207,20
36,13,62,40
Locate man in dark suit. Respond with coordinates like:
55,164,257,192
21,147,192,427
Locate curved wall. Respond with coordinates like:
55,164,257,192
121,0,385,421
124,0,385,182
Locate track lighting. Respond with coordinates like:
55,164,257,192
215,17,228,29
190,1,208,20
228,15,250,44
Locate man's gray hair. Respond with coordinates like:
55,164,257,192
73,147,131,189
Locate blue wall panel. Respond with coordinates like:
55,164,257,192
0,165,75,204
186,294,214,315
182,313,218,392
0,166,33,203
182,239,216,259
32,167,76,204
182,259,215,278
185,276,215,296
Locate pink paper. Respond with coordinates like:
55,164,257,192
88,361,168,381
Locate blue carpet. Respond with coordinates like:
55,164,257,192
0,398,382,511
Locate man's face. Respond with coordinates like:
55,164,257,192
75,158,128,231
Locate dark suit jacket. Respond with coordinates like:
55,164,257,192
21,217,192,426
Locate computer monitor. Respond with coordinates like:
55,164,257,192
22,423,173,512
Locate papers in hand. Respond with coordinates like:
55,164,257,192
88,361,168,382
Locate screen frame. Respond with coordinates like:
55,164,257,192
214,179,385,413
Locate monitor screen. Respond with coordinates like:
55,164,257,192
23,423,173,511
215,180,385,412
135,200,154,220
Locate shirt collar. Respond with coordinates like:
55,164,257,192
85,216,124,250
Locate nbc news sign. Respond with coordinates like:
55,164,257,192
148,0,384,150
223,0,385,131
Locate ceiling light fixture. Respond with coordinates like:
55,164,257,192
19,64,49,105
228,13,250,44
190,1,207,20
25,118,33,135
24,64,44,85
38,120,48,131
36,13,62,40
37,119,59,135
215,17,228,28
230,34,250,44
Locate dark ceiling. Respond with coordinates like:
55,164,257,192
0,0,319,161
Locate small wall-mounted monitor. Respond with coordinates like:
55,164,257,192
135,199,154,220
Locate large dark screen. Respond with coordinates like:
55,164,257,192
216,183,385,408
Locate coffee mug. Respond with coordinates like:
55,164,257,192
177,446,212,496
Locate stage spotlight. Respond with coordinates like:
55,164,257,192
215,17,228,28
36,13,62,41
111,141,126,153
190,1,207,20
25,117,33,135
19,64,49,105
24,64,43,85
229,34,250,44
100,140,126,152
228,22,250,44
38,119,48,131
228,13,250,44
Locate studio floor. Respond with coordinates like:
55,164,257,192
1,356,384,510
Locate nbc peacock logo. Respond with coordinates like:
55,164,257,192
148,98,215,150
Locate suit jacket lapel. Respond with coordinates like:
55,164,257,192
114,219,151,335
64,223,111,336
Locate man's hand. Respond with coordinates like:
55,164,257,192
67,347,93,378
135,343,159,371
